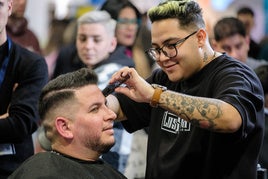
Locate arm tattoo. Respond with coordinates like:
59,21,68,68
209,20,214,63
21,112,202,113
160,91,223,130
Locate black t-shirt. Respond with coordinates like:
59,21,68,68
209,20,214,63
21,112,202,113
118,54,265,179
259,110,268,178
8,152,127,179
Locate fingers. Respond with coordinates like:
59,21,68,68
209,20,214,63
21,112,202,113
13,83,18,91
111,67,135,83
0,113,9,119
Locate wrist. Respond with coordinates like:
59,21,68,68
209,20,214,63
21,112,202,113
150,84,167,107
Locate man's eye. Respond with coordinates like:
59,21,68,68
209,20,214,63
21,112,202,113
222,46,231,52
235,44,242,50
166,44,175,49
79,37,86,42
90,107,99,113
154,48,161,53
94,38,102,43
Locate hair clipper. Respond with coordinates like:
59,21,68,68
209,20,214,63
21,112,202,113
102,74,130,97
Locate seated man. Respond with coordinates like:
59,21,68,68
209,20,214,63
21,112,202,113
212,17,267,70
51,10,135,172
8,68,127,179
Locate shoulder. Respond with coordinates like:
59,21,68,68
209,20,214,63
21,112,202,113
58,44,77,55
9,152,86,179
147,68,169,84
213,55,262,87
95,63,124,90
11,42,44,61
95,63,123,73
25,29,39,40
246,57,268,70
56,44,78,64
210,54,254,74
8,43,48,82
11,42,46,66
109,45,135,67
9,152,52,178
8,42,48,80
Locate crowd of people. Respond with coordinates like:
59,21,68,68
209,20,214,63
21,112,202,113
1,0,268,178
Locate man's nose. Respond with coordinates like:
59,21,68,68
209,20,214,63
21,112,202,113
229,49,240,60
104,107,117,121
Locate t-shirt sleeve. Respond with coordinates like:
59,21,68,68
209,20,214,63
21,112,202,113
116,93,151,133
214,64,264,138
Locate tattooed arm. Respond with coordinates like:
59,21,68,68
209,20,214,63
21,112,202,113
108,67,242,133
159,90,242,133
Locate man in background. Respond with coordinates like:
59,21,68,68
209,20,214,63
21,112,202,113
212,17,267,70
0,0,48,177
6,0,41,54
237,6,261,59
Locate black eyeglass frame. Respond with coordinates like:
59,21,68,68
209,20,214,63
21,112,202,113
146,30,198,61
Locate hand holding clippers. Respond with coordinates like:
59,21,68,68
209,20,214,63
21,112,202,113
102,74,130,97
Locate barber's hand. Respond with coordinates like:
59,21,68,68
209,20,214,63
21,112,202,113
110,67,154,103
0,113,9,119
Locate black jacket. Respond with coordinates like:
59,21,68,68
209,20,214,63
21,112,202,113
52,44,135,79
0,39,48,177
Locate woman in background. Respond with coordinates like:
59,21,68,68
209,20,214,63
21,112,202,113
101,0,152,174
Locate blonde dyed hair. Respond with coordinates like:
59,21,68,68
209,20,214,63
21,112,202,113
148,0,205,30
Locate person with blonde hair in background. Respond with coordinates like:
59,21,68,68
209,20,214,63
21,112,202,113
101,0,152,79
101,1,152,173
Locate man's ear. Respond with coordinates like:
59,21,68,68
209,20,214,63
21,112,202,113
55,117,74,139
245,35,250,45
109,37,117,53
196,28,207,47
210,38,219,51
8,0,13,16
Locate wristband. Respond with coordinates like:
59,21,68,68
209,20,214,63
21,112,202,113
150,84,167,107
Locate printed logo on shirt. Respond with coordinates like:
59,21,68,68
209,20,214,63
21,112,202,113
0,144,16,156
161,111,190,134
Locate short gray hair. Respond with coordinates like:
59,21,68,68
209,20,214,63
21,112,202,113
77,10,116,37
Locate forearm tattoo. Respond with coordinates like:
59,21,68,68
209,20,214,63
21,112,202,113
160,91,223,131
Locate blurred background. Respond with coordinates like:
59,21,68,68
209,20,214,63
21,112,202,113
25,0,267,48
21,0,267,178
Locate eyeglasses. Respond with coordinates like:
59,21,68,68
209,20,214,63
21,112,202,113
117,18,140,26
146,30,198,61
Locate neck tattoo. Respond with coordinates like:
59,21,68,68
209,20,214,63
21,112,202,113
212,51,216,59
203,51,216,62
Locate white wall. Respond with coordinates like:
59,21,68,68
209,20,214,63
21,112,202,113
24,0,93,48
24,0,50,48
